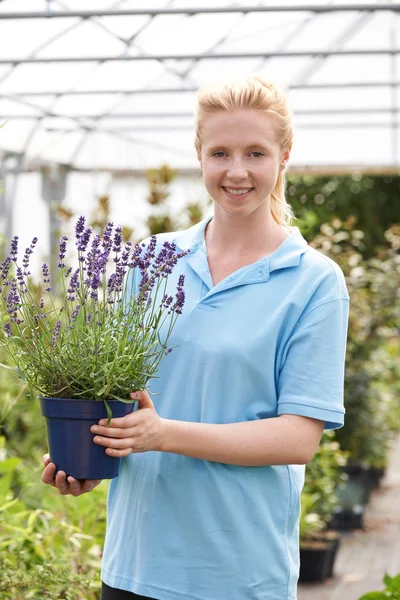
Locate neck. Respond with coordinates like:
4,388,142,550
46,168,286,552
205,209,289,256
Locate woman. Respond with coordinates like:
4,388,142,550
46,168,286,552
42,75,349,600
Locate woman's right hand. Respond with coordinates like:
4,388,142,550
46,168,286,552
41,454,102,496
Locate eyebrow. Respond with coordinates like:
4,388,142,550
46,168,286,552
207,142,273,152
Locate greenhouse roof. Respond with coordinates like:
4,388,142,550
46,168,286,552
1,0,400,172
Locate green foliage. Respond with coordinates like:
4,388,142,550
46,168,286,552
288,173,400,256
300,432,348,540
144,164,206,236
310,220,400,467
0,436,105,599
359,573,400,599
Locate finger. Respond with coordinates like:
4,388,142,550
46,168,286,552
93,435,133,450
42,453,50,466
97,410,138,428
91,424,137,438
55,470,73,495
130,390,154,410
105,447,134,458
66,476,86,496
80,479,102,493
41,462,57,486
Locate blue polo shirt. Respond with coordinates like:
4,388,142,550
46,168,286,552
102,218,349,600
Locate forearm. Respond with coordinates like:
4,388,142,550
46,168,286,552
160,414,324,466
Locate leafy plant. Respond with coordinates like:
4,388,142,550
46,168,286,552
311,219,400,467
288,173,400,256
300,432,348,541
0,217,188,417
359,573,400,599
0,436,104,599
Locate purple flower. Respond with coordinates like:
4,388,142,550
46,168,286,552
171,274,186,315
68,304,81,329
4,323,12,337
90,271,101,300
112,226,122,254
58,235,68,268
0,257,11,283
42,263,51,292
67,268,80,300
107,273,116,294
16,267,27,293
76,226,92,252
75,216,86,239
22,237,37,273
7,285,21,317
51,320,62,346
10,236,19,262
128,243,144,269
102,222,114,251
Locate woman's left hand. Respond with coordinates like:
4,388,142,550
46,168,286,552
91,390,165,457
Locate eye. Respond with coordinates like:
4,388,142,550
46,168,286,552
212,151,226,158
250,151,265,158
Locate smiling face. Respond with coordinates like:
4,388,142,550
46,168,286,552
197,108,290,221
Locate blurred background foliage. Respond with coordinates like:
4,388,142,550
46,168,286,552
0,168,399,597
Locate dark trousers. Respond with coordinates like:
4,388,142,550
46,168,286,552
101,581,156,600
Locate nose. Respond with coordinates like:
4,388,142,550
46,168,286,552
227,157,248,181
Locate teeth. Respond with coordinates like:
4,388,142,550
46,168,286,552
225,188,252,195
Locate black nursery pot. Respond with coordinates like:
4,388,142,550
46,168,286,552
40,397,134,480
329,505,364,531
299,538,337,583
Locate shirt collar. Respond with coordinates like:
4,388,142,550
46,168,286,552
173,217,211,253
173,217,308,275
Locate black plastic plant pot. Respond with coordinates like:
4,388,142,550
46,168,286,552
329,505,364,531
40,397,134,480
323,533,340,578
299,539,336,583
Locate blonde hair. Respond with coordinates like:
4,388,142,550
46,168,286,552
194,75,294,229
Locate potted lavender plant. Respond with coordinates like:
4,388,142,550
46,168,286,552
0,216,188,479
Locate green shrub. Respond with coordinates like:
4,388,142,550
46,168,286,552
300,432,348,540
0,436,106,599
311,220,400,468
359,573,400,599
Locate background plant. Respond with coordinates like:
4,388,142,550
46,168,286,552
311,220,400,468
0,435,105,599
359,573,400,599
300,432,348,541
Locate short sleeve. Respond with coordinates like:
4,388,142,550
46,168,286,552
277,298,349,430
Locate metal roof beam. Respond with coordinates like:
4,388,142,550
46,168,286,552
0,108,396,118
39,122,400,132
1,49,400,64
6,82,400,96
1,5,400,18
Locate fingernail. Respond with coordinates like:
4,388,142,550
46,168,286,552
99,420,106,426
131,391,139,399
91,426,98,433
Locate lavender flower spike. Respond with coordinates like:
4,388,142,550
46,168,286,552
75,215,86,239
51,320,62,346
10,236,19,262
58,235,68,268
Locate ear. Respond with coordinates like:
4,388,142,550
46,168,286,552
279,147,291,172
